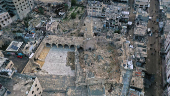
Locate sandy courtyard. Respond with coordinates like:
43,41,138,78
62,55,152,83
42,46,75,76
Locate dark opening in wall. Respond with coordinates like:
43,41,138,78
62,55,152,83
77,47,84,53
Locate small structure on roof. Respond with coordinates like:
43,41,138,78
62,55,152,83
6,41,23,52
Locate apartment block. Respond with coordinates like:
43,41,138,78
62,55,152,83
0,0,34,20
87,1,103,17
163,20,170,96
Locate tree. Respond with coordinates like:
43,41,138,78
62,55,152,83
64,4,68,11
38,7,44,14
71,13,76,19
71,0,76,6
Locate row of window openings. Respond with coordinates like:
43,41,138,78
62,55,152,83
89,8,101,10
32,89,41,95
0,15,9,19
1,20,10,23
18,6,31,13
15,0,31,3
18,7,28,10
1,22,10,26
16,3,32,7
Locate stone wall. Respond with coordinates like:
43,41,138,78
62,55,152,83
34,42,45,60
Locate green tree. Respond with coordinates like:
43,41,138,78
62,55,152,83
71,0,76,6
38,7,44,14
71,13,76,19
64,4,69,11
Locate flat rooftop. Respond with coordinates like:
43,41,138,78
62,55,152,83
44,35,84,46
29,74,75,92
134,25,147,36
6,41,23,52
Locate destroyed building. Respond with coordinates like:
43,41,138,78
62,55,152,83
87,1,129,32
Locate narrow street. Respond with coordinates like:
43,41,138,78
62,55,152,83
145,0,163,96
127,0,135,42
127,0,163,96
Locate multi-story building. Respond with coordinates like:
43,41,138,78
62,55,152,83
87,1,103,17
163,19,170,96
0,57,15,78
0,10,12,28
134,0,150,10
0,0,34,20
0,73,43,96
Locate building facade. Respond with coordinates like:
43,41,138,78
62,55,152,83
87,1,103,17
0,73,43,96
0,57,15,78
134,0,150,9
0,84,8,96
27,77,43,96
0,11,12,28
0,0,34,20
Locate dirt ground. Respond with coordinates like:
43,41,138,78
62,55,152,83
35,46,50,67
66,52,75,70
4,54,29,73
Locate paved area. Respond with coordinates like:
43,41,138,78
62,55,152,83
4,54,29,73
42,46,75,76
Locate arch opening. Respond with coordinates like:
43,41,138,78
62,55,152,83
52,43,57,47
58,44,63,48
78,47,84,53
70,45,75,50
46,43,51,47
64,44,69,48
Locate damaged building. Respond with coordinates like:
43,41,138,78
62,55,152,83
0,73,43,96
0,0,34,20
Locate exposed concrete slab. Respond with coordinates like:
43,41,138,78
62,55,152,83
42,46,75,76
